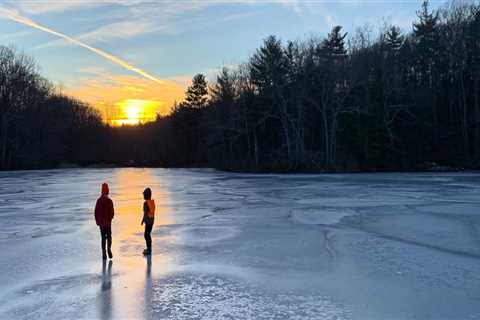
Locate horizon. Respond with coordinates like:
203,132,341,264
0,0,445,125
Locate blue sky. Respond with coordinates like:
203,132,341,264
0,0,446,119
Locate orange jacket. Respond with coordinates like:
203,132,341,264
144,199,155,219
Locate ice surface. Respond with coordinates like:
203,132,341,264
0,169,480,319
290,208,356,225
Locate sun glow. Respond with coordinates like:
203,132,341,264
65,74,186,124
109,99,161,126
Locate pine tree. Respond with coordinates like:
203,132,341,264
321,26,347,61
249,35,288,91
249,36,294,167
467,9,480,76
211,68,235,104
412,0,440,145
385,26,404,52
319,25,348,89
413,0,439,83
467,8,480,155
185,74,208,109
413,1,439,45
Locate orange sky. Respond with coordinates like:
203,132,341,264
0,6,188,126
66,73,187,126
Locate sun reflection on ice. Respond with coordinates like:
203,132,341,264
99,168,176,319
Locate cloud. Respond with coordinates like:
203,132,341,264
0,6,164,83
9,1,306,43
35,19,156,50
323,13,336,28
275,0,303,14
78,20,154,43
0,29,33,42
26,2,222,49
31,1,263,53
5,0,102,15
3,0,150,16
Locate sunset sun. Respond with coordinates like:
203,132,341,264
124,100,142,122
110,99,161,126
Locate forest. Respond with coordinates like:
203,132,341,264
1,1,479,172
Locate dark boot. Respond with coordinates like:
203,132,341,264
143,238,152,255
107,237,113,259
144,223,153,256
101,234,107,259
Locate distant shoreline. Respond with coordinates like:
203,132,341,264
0,162,473,175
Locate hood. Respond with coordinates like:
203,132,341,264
101,183,109,196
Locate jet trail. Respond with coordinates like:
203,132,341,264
0,7,164,84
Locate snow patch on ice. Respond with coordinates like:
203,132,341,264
149,273,351,320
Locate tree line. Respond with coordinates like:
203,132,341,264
0,46,104,170
1,1,480,172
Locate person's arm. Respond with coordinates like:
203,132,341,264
109,199,114,220
94,199,100,226
141,202,147,225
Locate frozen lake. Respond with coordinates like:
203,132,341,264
0,168,479,319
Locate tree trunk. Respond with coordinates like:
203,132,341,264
0,114,8,169
330,112,338,167
321,105,330,169
430,64,439,157
244,116,251,162
280,115,292,168
460,75,469,159
474,77,480,158
253,129,259,170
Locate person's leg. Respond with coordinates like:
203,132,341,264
144,223,153,254
106,226,113,259
100,227,107,259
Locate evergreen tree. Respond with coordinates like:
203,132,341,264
249,36,293,167
211,68,235,104
467,9,480,76
412,0,440,152
467,8,480,155
319,25,348,88
385,26,404,52
249,35,288,91
185,74,208,109
413,0,440,83
321,26,348,60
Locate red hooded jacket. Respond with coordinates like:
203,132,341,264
94,184,114,227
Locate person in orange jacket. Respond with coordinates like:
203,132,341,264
95,183,114,260
141,187,155,255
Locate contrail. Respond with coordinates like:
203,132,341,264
0,7,164,84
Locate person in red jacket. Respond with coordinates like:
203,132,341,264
95,183,114,259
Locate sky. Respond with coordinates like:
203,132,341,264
0,0,446,125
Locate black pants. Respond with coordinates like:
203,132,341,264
100,226,112,255
144,222,153,251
